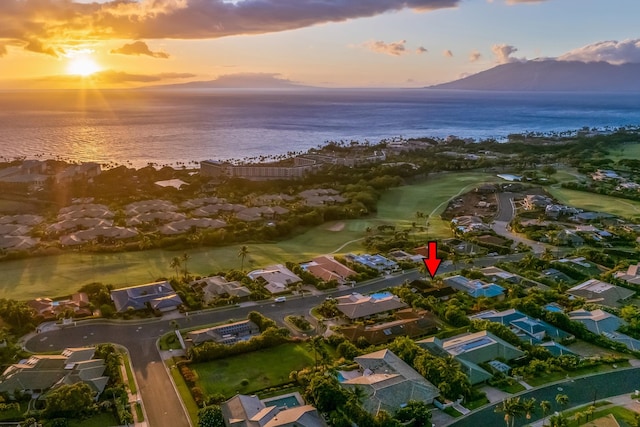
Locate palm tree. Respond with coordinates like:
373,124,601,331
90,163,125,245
308,336,324,371
555,393,569,409
181,252,190,280
238,245,250,272
541,248,555,262
547,412,569,427
540,400,551,425
170,256,182,278
495,397,524,427
522,397,536,421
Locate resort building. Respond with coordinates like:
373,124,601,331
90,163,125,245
110,280,183,313
335,292,407,320
200,159,319,181
338,349,439,415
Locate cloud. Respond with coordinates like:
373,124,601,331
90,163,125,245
110,41,169,58
469,50,481,62
416,46,428,54
24,39,59,57
491,43,523,63
558,39,640,65
363,40,407,56
443,49,453,58
0,0,460,57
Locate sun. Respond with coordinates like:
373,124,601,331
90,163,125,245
67,57,102,76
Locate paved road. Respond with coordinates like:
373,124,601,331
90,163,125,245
22,253,527,426
493,192,549,254
23,269,430,427
446,368,640,427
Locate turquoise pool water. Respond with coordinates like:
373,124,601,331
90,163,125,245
370,291,392,300
263,395,300,408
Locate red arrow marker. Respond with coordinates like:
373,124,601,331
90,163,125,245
422,241,442,279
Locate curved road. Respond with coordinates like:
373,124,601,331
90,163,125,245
23,253,527,426
447,368,640,427
24,270,427,427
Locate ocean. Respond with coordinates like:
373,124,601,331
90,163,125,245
1,88,639,168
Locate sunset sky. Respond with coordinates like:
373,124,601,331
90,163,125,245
1,0,640,89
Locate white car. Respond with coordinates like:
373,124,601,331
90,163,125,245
274,297,287,303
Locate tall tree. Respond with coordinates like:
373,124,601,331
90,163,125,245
181,252,191,279
238,245,250,272
170,257,182,278
198,405,225,427
495,397,524,427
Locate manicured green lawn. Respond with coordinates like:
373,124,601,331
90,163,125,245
524,362,630,387
547,186,640,220
167,359,200,425
67,412,119,427
0,172,494,299
191,343,315,397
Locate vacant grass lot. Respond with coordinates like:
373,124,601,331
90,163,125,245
547,186,640,220
191,343,315,397
1,172,494,299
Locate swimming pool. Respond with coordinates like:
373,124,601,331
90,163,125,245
262,394,302,409
369,291,392,300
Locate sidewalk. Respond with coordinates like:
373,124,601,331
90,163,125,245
527,393,640,426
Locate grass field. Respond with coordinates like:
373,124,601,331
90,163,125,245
547,186,640,220
167,358,200,424
191,343,316,397
0,172,495,299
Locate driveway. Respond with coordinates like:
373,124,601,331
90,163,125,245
492,192,551,254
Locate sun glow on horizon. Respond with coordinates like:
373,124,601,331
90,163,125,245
67,56,102,77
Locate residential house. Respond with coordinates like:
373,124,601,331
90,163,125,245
615,262,640,285
110,281,183,313
185,320,260,347
443,275,505,299
339,309,437,345
335,292,408,320
568,308,640,351
27,293,92,320
567,279,634,308
418,331,524,384
471,309,572,344
523,195,552,210
300,256,356,285
554,229,584,246
338,349,439,415
451,216,490,234
221,393,327,427
345,253,399,273
0,347,108,399
247,265,302,294
480,266,520,284
190,276,251,303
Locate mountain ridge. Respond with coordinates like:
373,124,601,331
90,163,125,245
430,60,640,91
